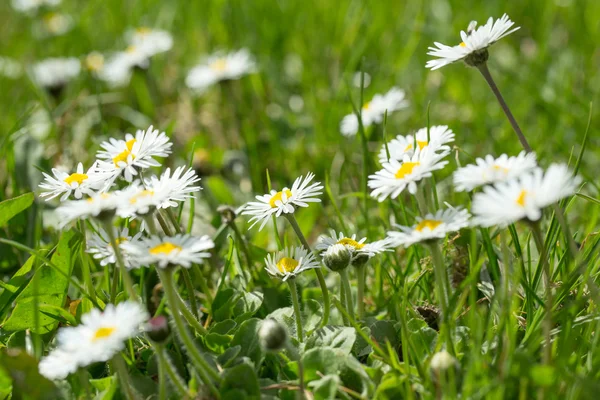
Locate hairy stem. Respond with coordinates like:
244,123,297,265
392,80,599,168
356,264,366,319
339,269,355,322
104,221,137,301
155,342,189,398
531,222,553,366
287,279,304,342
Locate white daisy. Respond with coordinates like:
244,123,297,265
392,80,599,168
31,57,80,89
0,56,23,79
369,147,449,202
97,47,150,87
86,227,141,268
378,125,455,164
241,172,323,231
56,192,120,227
122,234,215,269
39,301,148,380
426,14,520,70
38,349,79,381
185,49,257,92
127,27,173,58
40,12,73,36
472,164,581,227
39,162,109,201
453,151,538,192
387,207,471,247
96,125,172,184
316,229,389,263
11,0,60,13
264,246,320,281
340,87,409,137
84,52,104,74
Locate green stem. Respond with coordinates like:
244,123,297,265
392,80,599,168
104,221,138,301
145,215,160,236
339,280,349,326
429,242,454,354
339,269,355,322
174,287,208,335
157,211,174,236
181,269,200,319
155,343,189,398
287,279,304,342
356,264,366,319
157,268,220,398
552,204,579,258
165,207,183,234
157,347,167,400
415,186,429,216
113,355,140,400
531,222,553,366
285,214,330,327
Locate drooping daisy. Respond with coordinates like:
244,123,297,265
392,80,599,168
86,227,141,268
126,27,173,58
0,56,23,79
340,87,409,137
31,57,80,90
378,125,455,164
185,49,257,92
264,246,320,281
453,151,537,192
316,230,389,266
123,234,215,268
387,208,471,247
39,162,108,201
426,14,520,70
97,48,150,87
241,172,323,231
56,192,120,227
369,147,449,202
39,302,148,380
472,164,580,228
11,0,60,13
95,125,172,184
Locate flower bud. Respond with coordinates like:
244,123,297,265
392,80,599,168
259,318,288,352
323,244,351,272
146,315,170,343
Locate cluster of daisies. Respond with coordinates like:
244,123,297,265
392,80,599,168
11,0,73,38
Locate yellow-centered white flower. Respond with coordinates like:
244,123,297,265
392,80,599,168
127,27,173,58
186,49,257,92
340,87,409,137
39,162,108,201
379,125,454,164
122,234,215,268
0,56,22,79
32,57,80,89
472,164,581,227
426,14,520,70
86,227,141,268
369,147,449,202
12,0,60,13
264,246,320,281
97,47,149,87
453,151,537,192
316,230,389,260
242,172,323,231
56,192,120,227
387,208,471,247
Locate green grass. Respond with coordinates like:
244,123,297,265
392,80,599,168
1,0,600,399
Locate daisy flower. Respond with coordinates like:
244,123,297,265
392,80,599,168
340,87,409,137
472,164,581,227
264,246,320,281
378,125,455,164
87,227,141,268
97,47,150,87
426,14,520,70
127,27,173,58
369,147,449,202
12,0,60,13
453,151,538,192
0,56,22,79
122,234,215,268
387,207,471,247
96,125,172,184
185,49,257,92
84,52,105,74
56,192,119,227
31,57,80,90
39,162,109,201
241,172,323,231
39,12,73,36
39,302,148,380
316,229,389,264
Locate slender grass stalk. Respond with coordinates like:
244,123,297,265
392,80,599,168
530,222,553,366
157,346,167,400
287,279,304,342
154,342,189,398
112,354,140,400
355,264,366,319
415,186,429,215
103,221,137,301
284,214,330,327
477,63,532,152
429,241,454,354
339,269,355,322
551,203,579,258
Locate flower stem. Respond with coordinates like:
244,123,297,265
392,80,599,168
356,264,366,319
112,354,140,400
531,222,553,366
429,242,454,354
415,186,429,216
285,214,330,327
104,221,137,301
154,342,189,398
477,63,532,152
339,269,355,322
173,287,208,335
287,279,304,343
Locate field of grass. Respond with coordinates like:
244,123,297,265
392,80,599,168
1,0,600,399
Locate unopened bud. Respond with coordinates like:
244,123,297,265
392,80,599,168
323,244,351,272
146,315,170,343
259,319,288,352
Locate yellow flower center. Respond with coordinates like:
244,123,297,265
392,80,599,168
492,164,509,173
459,42,467,48
92,326,116,342
362,102,371,110
85,53,104,72
87,193,111,203
276,257,299,273
149,242,182,255
516,190,527,207
403,140,429,152
415,219,442,232
269,189,293,208
126,45,138,54
394,162,420,179
210,58,228,71
136,27,152,35
337,238,365,249
129,189,155,204
64,173,88,186
113,139,137,166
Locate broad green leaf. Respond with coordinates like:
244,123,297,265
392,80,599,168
233,291,264,323
3,230,81,333
212,288,239,322
220,362,260,398
0,349,60,400
305,326,356,355
217,345,242,369
230,318,263,367
373,372,407,399
303,298,323,333
0,192,34,227
0,255,36,317
308,374,341,400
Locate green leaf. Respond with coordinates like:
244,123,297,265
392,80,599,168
530,365,556,387
3,230,81,333
303,298,323,333
308,374,341,400
212,288,239,322
373,372,406,399
302,347,345,381
0,349,60,400
220,362,260,398
305,326,356,355
230,318,264,367
233,291,264,323
0,192,34,227
90,376,118,400
0,255,36,318
217,345,242,369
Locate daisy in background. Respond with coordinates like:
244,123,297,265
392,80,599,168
453,151,537,192
37,12,73,37
87,227,141,268
0,56,22,79
56,192,120,227
39,301,148,380
185,49,257,92
123,234,215,269
426,14,519,70
84,52,105,75
96,125,172,184
264,246,320,281
317,230,389,266
387,207,471,247
472,164,580,228
340,87,409,137
31,57,80,91
127,27,173,58
11,0,60,13
242,172,323,231
378,125,455,164
97,47,151,87
39,162,108,201
369,147,449,202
